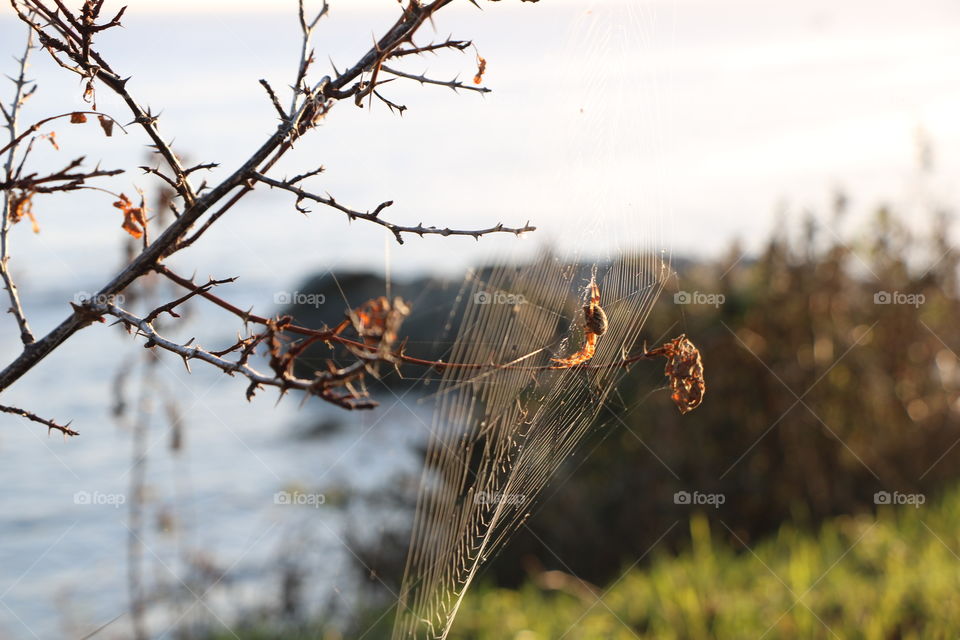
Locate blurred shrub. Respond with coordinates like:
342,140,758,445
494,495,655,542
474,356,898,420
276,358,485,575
494,202,960,586
286,202,960,604
208,481,960,638
449,483,960,639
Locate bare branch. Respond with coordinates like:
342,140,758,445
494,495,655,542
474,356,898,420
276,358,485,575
389,37,472,58
380,64,491,94
373,89,407,115
285,165,325,186
10,2,199,206
291,0,330,114
252,172,535,244
258,78,286,122
1,14,37,344
93,300,379,410
0,403,78,436
3,156,124,193
0,110,127,157
0,0,538,407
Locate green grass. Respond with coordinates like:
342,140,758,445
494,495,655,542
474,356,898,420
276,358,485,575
450,487,960,639
206,486,960,639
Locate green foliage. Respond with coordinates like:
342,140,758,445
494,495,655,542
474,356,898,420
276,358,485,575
451,484,960,639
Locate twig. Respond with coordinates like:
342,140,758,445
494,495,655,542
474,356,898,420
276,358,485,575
290,0,330,114
380,65,491,94
94,301,378,410
285,165,325,185
0,110,127,157
389,38,472,58
142,275,236,323
259,78,286,121
252,172,535,244
0,403,78,436
1,14,37,344
11,4,198,206
3,157,124,192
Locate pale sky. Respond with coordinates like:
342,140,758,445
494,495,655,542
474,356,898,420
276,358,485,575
2,0,584,14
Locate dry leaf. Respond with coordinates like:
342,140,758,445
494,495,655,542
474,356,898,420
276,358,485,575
41,132,59,151
10,191,40,233
70,112,88,124
83,78,96,107
646,335,705,414
473,55,487,85
113,193,147,239
98,115,114,137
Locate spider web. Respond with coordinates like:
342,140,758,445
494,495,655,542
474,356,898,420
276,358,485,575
392,2,672,637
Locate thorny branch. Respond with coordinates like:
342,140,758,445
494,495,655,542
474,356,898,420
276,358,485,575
389,37,472,58
379,65,491,94
1,17,38,346
252,172,534,244
0,403,78,436
94,300,382,410
0,0,541,433
155,266,698,383
0,110,126,158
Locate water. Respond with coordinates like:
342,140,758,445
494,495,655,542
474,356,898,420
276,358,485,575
0,287,434,637
1,0,959,637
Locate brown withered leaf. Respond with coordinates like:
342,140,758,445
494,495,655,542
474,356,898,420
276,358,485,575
83,78,96,108
70,112,88,124
113,193,147,239
98,115,114,137
41,132,59,151
349,296,410,357
10,191,40,234
646,334,705,414
473,55,487,85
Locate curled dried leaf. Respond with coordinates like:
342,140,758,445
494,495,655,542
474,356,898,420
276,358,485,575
40,132,59,151
70,112,88,124
647,334,705,414
98,115,114,137
113,193,148,239
349,296,411,357
473,55,487,85
83,78,96,107
9,191,40,234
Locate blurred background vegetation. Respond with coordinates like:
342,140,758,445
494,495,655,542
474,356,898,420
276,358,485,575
494,197,959,587
199,192,960,638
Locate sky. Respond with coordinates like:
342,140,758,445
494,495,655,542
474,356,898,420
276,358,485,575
0,0,957,285
2,0,581,14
